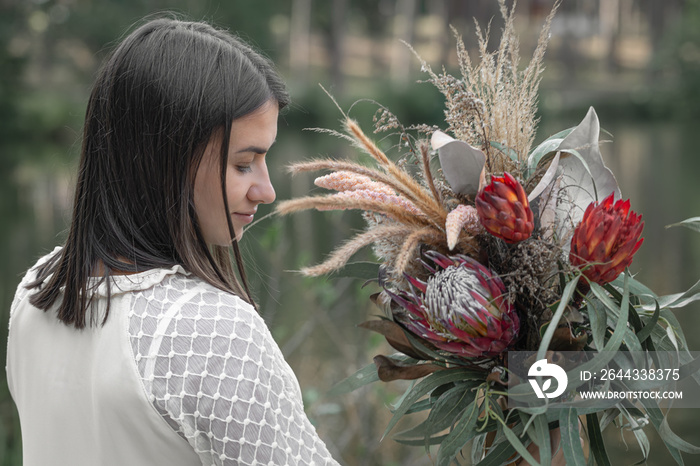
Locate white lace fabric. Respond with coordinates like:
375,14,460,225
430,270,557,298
9,249,339,466
127,272,339,466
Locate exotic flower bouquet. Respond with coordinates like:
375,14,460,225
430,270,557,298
277,2,700,464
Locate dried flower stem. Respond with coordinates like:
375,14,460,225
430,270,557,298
276,195,427,227
419,143,441,204
288,159,446,228
300,224,412,276
394,227,443,275
345,119,447,224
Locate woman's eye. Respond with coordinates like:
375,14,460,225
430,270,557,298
235,165,252,173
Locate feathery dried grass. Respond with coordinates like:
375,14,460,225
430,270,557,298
276,195,427,227
276,115,486,278
413,0,560,174
287,157,446,229
300,224,412,276
394,227,444,276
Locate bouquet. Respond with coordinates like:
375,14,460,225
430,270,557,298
277,1,700,464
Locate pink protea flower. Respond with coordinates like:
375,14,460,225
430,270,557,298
569,193,644,285
388,251,519,358
475,172,534,244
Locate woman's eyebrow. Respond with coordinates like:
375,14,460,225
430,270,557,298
236,140,276,155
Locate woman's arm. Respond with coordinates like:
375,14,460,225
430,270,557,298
130,282,340,465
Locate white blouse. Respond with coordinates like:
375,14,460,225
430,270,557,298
7,248,340,466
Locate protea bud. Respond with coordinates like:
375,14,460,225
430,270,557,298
389,251,519,358
475,172,534,243
569,193,644,285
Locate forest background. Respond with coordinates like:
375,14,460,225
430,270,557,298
2,0,700,464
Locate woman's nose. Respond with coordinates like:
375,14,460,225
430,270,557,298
249,165,276,204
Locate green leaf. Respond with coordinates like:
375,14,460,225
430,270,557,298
394,434,448,447
638,398,685,464
611,273,658,302
498,420,541,466
587,300,608,350
525,127,575,179
642,278,700,311
559,408,586,466
475,438,518,466
519,412,551,466
403,398,433,415
382,368,484,439
537,276,580,360
435,401,480,466
327,361,379,396
490,141,521,164
559,280,629,388
658,415,700,454
635,301,660,344
395,382,478,443
586,413,611,466
666,217,700,233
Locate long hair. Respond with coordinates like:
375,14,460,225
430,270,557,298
27,17,290,328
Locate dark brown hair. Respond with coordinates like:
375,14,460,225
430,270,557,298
27,17,290,328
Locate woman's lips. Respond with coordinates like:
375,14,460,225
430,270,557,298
233,212,255,224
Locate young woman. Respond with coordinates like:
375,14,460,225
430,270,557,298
7,17,340,466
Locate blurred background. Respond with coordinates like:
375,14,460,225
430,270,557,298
2,0,700,464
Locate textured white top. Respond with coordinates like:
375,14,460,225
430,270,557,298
7,248,339,466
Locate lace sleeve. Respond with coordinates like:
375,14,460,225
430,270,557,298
129,276,340,466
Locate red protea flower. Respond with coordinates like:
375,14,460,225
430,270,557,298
388,251,519,358
475,172,534,243
569,193,644,285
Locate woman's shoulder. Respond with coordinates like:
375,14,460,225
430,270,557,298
130,268,265,334
11,246,62,312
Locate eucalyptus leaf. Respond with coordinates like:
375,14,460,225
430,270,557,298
666,217,700,233
382,368,485,439
394,434,448,447
586,413,611,466
559,408,586,466
537,276,580,360
497,420,541,466
403,398,434,415
658,415,700,454
587,300,608,351
635,301,661,344
431,130,486,196
435,401,480,466
519,412,551,466
327,361,380,397
525,126,576,179
490,141,521,164
395,382,478,442
638,398,685,464
641,278,700,311
559,279,629,389
475,437,518,466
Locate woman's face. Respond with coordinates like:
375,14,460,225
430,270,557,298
194,100,279,245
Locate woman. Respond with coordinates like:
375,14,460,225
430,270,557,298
7,17,340,466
